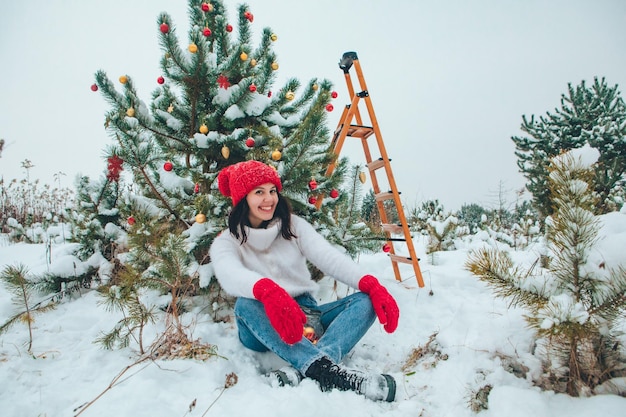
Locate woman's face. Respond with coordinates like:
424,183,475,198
246,183,279,228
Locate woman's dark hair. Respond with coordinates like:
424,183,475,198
228,193,296,243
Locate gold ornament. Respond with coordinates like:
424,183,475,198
250,58,257,67
271,62,279,71
271,149,282,161
165,52,171,59
312,83,318,91
167,104,174,113
195,213,207,224
119,75,128,84
359,171,367,184
285,91,295,101
188,43,198,53
199,124,209,134
221,145,230,159
270,33,278,41
126,107,135,117
239,51,248,61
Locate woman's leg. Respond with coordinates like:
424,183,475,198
234,291,376,373
315,292,376,363
234,296,325,374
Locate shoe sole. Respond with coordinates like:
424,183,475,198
272,369,302,387
382,374,396,402
274,369,290,387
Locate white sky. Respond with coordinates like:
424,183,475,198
1,0,625,211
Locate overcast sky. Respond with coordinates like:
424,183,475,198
1,0,625,211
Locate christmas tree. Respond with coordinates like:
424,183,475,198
70,0,377,349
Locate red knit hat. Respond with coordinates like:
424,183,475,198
217,160,282,206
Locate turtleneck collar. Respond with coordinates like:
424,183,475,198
242,219,281,251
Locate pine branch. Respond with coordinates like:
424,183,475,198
136,164,189,227
465,248,547,309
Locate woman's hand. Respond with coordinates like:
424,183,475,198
253,278,307,344
358,275,400,333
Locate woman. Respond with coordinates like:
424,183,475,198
210,160,400,402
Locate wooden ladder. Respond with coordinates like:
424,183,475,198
317,51,425,287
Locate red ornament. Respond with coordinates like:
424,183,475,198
203,27,211,37
226,24,233,32
330,189,339,199
308,196,317,205
249,83,257,92
90,83,98,92
127,216,136,226
163,161,173,172
217,74,231,89
267,91,272,98
194,183,200,193
331,91,338,99
157,76,165,84
107,155,124,182
244,11,254,22
382,243,391,253
325,103,334,112
308,178,318,190
160,23,169,34
245,137,255,147
201,2,210,12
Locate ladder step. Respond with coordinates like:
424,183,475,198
381,223,404,234
347,125,374,139
388,254,413,265
374,191,397,202
366,158,387,171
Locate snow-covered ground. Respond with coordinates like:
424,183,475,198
1,227,625,417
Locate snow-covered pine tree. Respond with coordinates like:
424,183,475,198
466,145,626,396
512,77,626,221
66,156,126,263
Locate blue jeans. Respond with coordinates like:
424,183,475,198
235,292,376,374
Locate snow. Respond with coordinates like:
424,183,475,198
224,103,246,120
243,93,272,117
1,215,626,417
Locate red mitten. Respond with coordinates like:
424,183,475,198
253,278,307,345
358,275,399,333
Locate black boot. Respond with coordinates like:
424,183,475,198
305,357,396,402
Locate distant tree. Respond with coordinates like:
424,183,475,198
330,165,379,255
458,203,487,234
512,77,626,220
361,189,377,224
410,199,458,253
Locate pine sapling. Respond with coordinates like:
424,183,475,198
95,263,156,355
466,146,626,396
0,263,56,354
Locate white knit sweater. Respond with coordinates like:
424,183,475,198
209,214,367,299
